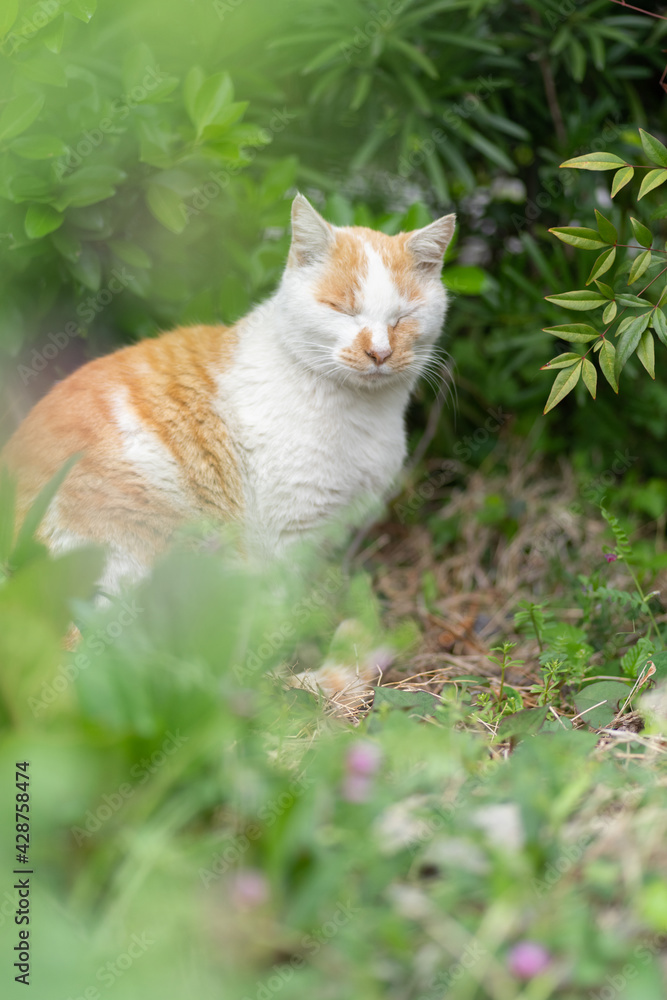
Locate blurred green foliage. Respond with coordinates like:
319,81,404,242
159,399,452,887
1,482,667,998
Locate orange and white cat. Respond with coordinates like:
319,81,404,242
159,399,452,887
2,194,455,596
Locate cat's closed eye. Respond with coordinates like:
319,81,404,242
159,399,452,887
390,312,415,329
323,300,353,315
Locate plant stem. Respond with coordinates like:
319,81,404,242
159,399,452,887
624,559,665,650
530,606,544,652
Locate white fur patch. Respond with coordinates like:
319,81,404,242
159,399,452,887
358,245,401,355
111,389,186,505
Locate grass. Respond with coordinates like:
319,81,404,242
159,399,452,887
2,435,667,999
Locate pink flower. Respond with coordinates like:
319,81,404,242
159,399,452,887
230,870,269,910
604,553,618,563
346,741,382,777
341,742,382,802
508,941,551,979
341,773,372,803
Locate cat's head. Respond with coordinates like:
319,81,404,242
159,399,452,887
278,193,455,390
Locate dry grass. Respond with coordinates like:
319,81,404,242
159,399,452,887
344,439,667,745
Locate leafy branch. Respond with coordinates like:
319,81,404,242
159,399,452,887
542,129,667,412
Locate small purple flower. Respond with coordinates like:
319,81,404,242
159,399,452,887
508,941,551,979
346,741,382,777
341,773,372,803
604,553,618,563
341,742,382,802
230,870,269,910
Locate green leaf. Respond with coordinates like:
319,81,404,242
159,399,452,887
541,352,582,370
544,323,599,342
573,680,630,729
193,72,234,136
497,706,549,741
42,15,65,53
545,290,606,311
302,40,347,75
630,217,653,248
109,240,151,268
441,265,490,295
637,329,655,379
10,133,68,160
389,37,439,79
57,167,126,209
0,0,18,38
611,166,634,197
122,42,155,93
615,312,651,378
602,301,617,324
550,227,609,250
581,358,597,399
68,245,101,291
616,293,651,308
652,307,667,347
639,129,667,168
184,66,205,125
544,361,582,413
639,169,667,201
17,55,67,88
559,151,626,171
0,93,45,144
11,456,80,568
65,0,97,23
594,210,617,244
372,687,439,717
587,246,615,285
350,72,372,112
594,280,614,299
628,249,652,285
146,180,187,233
24,203,63,238
600,339,618,392
200,101,248,140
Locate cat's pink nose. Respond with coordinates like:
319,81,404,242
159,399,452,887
365,347,393,366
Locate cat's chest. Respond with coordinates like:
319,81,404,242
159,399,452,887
221,378,407,546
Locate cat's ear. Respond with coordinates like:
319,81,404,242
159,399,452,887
406,213,456,269
289,193,334,266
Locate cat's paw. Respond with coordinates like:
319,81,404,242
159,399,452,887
289,618,395,716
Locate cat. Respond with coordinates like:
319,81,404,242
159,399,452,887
2,194,455,699
3,194,455,583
